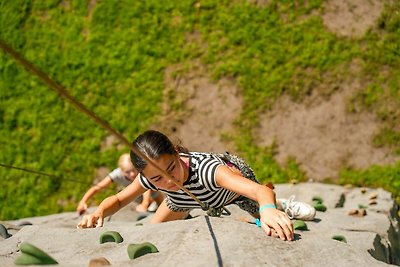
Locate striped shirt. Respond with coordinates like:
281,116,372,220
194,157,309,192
139,152,238,210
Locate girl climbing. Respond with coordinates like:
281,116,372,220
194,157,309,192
78,130,315,241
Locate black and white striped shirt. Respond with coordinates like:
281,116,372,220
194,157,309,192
139,152,238,210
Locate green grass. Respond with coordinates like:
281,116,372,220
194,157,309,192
0,0,399,219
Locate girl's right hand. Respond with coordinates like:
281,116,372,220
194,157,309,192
259,208,293,241
76,209,104,229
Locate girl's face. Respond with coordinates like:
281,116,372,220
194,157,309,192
141,153,187,191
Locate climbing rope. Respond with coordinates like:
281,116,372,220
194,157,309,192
0,39,210,211
0,163,117,193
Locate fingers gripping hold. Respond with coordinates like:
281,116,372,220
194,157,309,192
77,213,104,229
258,209,294,241
259,219,272,236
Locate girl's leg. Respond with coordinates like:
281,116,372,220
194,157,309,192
135,190,152,212
150,199,189,223
153,191,165,206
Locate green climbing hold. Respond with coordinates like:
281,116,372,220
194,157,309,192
313,203,327,212
332,235,347,243
335,193,345,208
312,196,323,204
293,220,308,230
14,242,58,265
312,200,323,205
358,204,368,209
100,231,124,244
127,242,158,259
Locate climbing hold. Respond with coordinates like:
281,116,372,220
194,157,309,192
313,203,327,212
88,257,111,267
99,231,123,244
335,193,346,208
368,199,377,205
293,220,308,231
368,193,378,200
137,213,149,221
265,182,275,189
360,188,367,194
358,204,368,209
127,242,158,259
357,209,367,217
312,196,323,204
348,209,367,217
332,235,347,243
135,223,143,226
347,209,358,216
14,242,58,265
0,224,12,239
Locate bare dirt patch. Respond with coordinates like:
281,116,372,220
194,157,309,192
158,61,399,181
255,85,399,181
154,63,243,154
322,0,384,38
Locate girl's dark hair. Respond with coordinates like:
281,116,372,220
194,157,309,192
130,130,188,172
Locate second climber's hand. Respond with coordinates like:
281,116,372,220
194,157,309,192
76,209,104,229
260,208,294,241
76,202,88,216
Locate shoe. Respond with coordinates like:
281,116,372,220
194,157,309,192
278,195,316,221
147,201,158,212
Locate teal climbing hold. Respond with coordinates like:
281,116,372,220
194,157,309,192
127,242,158,259
332,235,347,243
14,242,58,265
0,224,12,239
100,231,124,244
293,220,308,231
314,203,327,212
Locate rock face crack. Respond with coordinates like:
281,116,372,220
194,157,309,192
345,201,400,265
386,203,400,265
339,202,400,265
369,234,392,265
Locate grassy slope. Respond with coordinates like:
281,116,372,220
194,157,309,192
0,0,399,220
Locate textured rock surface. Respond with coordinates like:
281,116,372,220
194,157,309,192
0,183,399,266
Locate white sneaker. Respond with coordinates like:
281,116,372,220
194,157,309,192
278,195,316,221
147,201,158,212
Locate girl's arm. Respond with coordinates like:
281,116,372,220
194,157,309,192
215,165,293,241
77,178,147,228
76,176,113,215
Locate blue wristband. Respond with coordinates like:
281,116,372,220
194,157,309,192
259,203,276,213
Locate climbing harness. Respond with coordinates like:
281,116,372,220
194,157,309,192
206,207,231,217
0,39,212,212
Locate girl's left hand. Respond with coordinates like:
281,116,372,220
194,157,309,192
259,208,293,241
